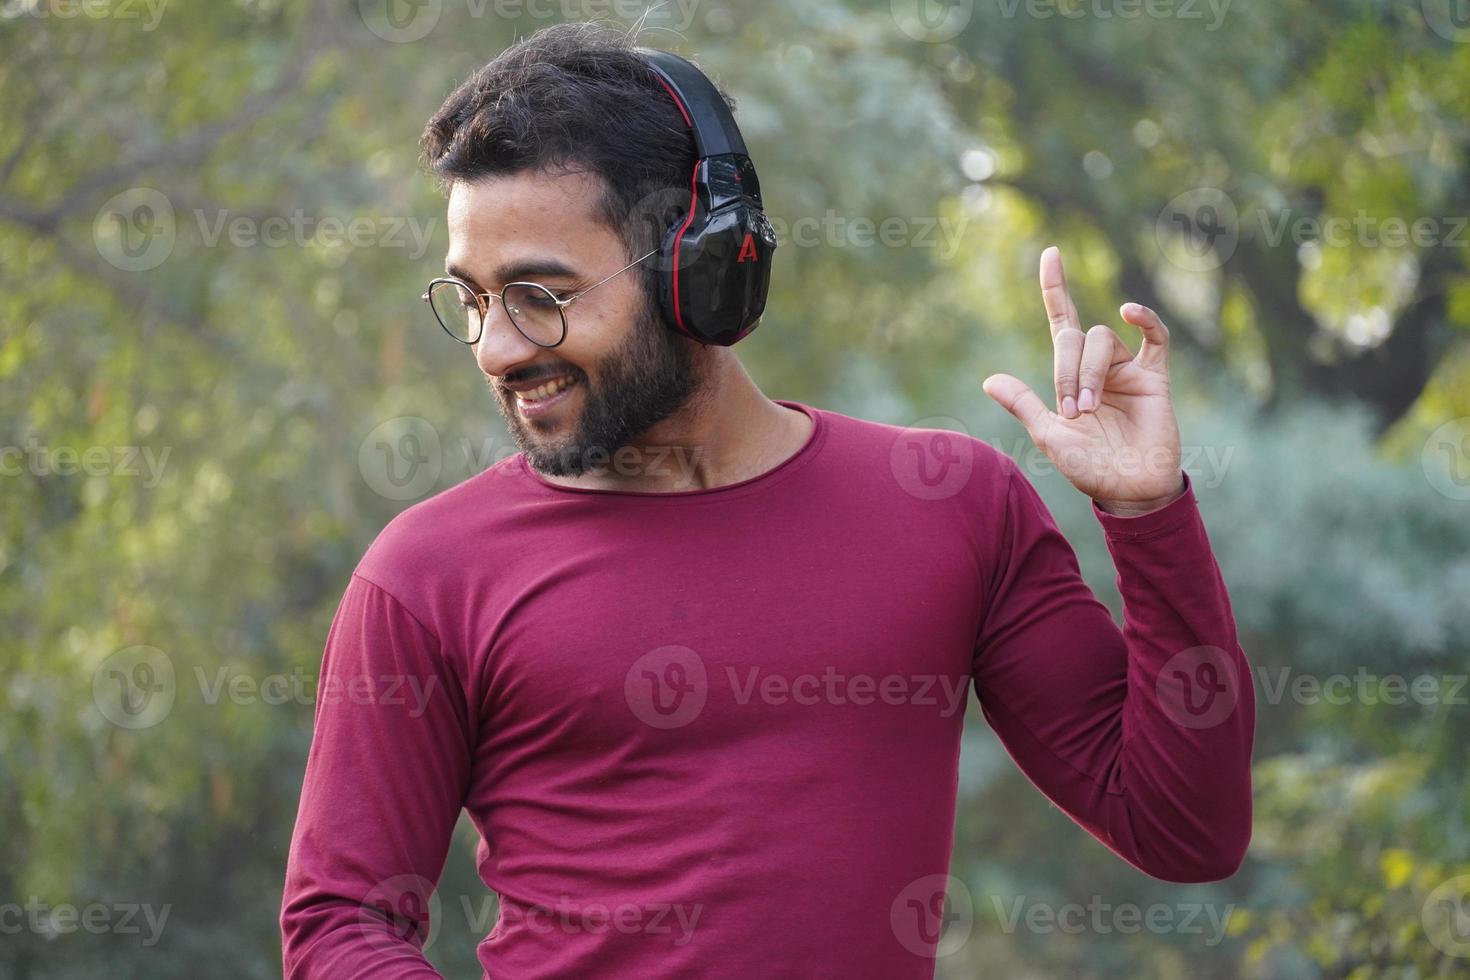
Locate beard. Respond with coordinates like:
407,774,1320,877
494,298,706,478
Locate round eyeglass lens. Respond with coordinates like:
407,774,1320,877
428,280,483,343
502,282,565,346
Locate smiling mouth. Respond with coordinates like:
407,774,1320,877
513,375,578,405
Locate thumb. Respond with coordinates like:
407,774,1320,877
982,373,1051,440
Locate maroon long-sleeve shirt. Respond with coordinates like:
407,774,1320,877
280,399,1254,978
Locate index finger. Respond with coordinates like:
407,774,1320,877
1039,245,1082,340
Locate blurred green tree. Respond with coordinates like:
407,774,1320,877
1,1,1467,977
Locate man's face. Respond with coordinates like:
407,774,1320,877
445,169,704,477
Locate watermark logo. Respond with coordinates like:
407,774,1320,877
1424,874,1470,957
1423,0,1470,43
1421,417,1470,501
890,873,973,957
92,645,176,730
357,0,441,42
360,416,443,501
890,416,975,501
94,189,436,268
890,0,974,41
624,645,708,730
359,874,442,953
1155,645,1240,729
94,188,176,272
1157,187,1470,271
624,187,702,276
1155,187,1239,273
92,654,445,729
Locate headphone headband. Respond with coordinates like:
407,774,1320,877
634,48,748,159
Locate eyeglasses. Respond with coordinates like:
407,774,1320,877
422,248,659,348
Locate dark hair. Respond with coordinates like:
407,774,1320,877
420,22,736,311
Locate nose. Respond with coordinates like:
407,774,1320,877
472,299,543,379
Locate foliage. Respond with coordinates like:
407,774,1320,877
1,1,1467,977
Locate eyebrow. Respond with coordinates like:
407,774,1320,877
445,256,581,290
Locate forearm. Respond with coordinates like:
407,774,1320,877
1087,473,1256,880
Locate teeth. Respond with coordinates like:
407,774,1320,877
517,376,575,403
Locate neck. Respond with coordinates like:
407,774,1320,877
535,351,813,493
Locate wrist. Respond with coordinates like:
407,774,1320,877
1094,473,1187,517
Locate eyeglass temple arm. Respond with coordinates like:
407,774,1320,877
423,248,657,306
562,248,660,305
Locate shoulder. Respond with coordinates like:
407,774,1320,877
352,454,526,614
808,403,1018,498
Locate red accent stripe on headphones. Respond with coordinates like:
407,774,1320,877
669,162,700,337
650,73,693,127
650,68,699,338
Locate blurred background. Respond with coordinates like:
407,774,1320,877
3,0,1470,976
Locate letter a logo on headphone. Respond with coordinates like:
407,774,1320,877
638,48,776,347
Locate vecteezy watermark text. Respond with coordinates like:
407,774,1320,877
92,645,444,730
995,0,1230,29
762,210,970,260
0,439,171,488
194,666,440,718
356,0,706,43
990,895,1234,946
1255,666,1468,707
0,898,170,947
193,209,435,260
726,666,968,717
1,0,169,30
467,896,702,946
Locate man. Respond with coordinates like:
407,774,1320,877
281,22,1253,978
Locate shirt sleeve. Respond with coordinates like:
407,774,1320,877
971,462,1255,883
280,573,473,978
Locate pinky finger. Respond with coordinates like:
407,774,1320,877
1120,303,1170,371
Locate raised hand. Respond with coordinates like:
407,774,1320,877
982,245,1186,516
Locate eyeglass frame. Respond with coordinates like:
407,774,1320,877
421,247,660,348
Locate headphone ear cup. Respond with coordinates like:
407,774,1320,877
660,203,775,347
693,205,774,346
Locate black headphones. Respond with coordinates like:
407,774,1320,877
635,48,777,347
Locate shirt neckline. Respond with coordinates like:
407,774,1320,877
515,399,826,499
